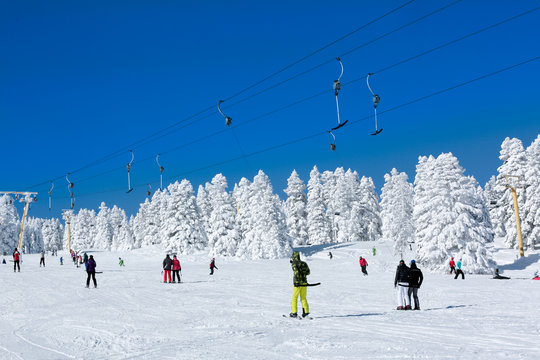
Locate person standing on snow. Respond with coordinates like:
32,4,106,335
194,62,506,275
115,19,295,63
83,252,88,266
119,257,125,267
13,248,21,272
86,255,97,288
290,251,311,318
172,255,181,283
394,260,411,310
372,247,376,256
454,259,465,279
40,250,45,267
163,254,173,283
209,258,218,275
408,260,423,310
359,256,368,275
448,257,456,274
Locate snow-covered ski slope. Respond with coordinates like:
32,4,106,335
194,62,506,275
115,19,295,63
1,240,539,359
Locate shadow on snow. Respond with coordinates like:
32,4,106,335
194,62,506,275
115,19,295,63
498,253,540,271
293,242,357,257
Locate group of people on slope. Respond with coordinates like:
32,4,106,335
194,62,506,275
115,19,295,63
162,255,219,283
448,257,465,279
394,259,424,310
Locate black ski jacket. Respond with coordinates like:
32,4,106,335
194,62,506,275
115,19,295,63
394,264,410,286
163,256,173,270
409,264,423,288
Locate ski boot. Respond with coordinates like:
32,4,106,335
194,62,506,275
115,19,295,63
405,305,412,310
396,306,403,310
289,312,297,318
302,310,310,318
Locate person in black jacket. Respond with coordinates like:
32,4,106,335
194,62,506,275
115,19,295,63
163,254,173,283
209,258,218,275
408,260,423,310
394,260,411,310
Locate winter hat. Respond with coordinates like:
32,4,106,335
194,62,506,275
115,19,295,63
410,260,415,264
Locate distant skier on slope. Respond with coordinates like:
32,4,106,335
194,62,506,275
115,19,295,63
119,257,125,267
328,252,333,259
40,250,45,267
372,247,376,256
290,251,310,318
86,255,97,288
163,254,173,283
394,260,411,310
359,256,368,275
172,255,181,283
13,248,20,272
454,259,465,280
209,258,218,275
448,257,456,274
408,260,423,310
492,268,510,280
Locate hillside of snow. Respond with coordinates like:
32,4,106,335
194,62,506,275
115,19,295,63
1,240,539,359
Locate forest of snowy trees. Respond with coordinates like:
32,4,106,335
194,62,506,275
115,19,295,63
1,135,539,273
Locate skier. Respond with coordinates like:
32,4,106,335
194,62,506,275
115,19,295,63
492,268,510,280
359,256,368,275
448,257,456,274
13,248,20,272
328,252,333,259
86,255,97,288
394,260,411,310
40,250,45,267
408,260,423,310
119,258,125,267
172,255,181,283
372,247,376,256
60,256,63,265
290,251,310,318
209,258,218,275
163,254,173,283
454,259,465,279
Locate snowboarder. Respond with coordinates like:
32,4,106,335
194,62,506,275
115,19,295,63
448,257,456,274
454,259,465,279
290,251,310,318
86,255,97,288
209,258,218,275
328,252,333,259
40,250,45,267
359,256,368,275
13,248,20,272
119,258,125,267
163,254,173,283
372,247,376,256
172,255,181,283
408,260,423,310
394,260,411,310
493,268,510,280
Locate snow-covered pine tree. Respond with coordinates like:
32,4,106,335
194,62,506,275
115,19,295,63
284,170,309,246
206,174,238,256
235,170,292,259
344,170,364,243
197,183,212,236
414,153,494,273
110,206,135,251
233,177,252,248
491,138,529,249
524,135,540,248
93,202,113,250
0,195,19,254
160,180,207,254
357,176,382,242
380,168,415,257
21,217,44,253
70,209,97,250
42,218,63,252
306,166,331,245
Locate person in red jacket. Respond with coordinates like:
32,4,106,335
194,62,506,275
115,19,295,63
172,255,181,283
210,258,218,275
448,257,456,274
359,256,368,276
13,248,21,272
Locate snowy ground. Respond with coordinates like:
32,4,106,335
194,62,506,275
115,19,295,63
1,240,539,360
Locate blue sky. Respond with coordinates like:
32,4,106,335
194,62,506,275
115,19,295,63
1,0,539,219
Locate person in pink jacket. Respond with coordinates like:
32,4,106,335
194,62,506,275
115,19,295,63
172,255,181,283
448,257,456,274
359,256,368,276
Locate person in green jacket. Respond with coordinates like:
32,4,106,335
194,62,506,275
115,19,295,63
290,251,310,318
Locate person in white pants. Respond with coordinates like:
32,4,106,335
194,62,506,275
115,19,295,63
394,260,411,310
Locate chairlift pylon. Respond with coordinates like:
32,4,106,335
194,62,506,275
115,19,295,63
156,154,164,191
218,100,232,126
126,150,134,193
367,73,383,135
